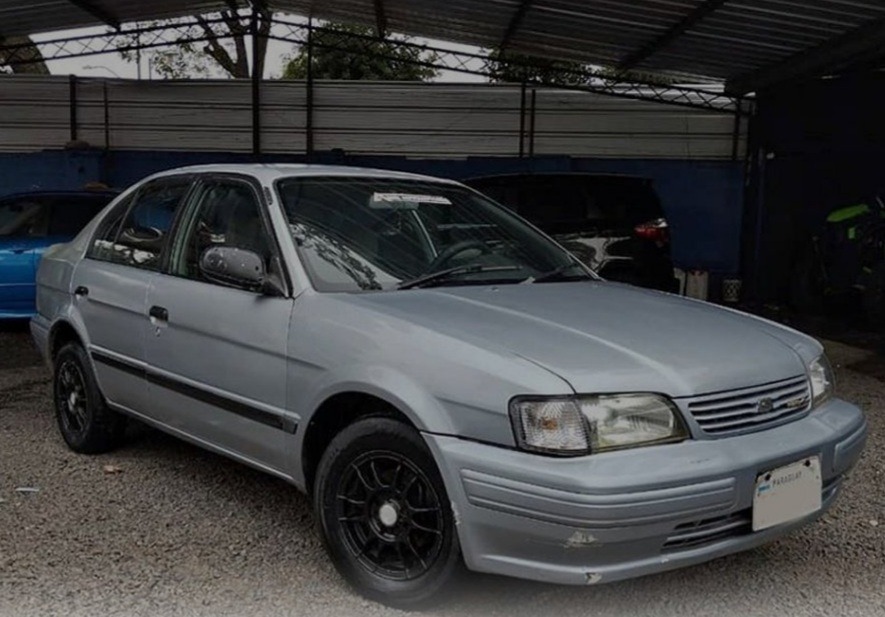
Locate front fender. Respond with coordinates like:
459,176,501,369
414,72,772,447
287,363,457,486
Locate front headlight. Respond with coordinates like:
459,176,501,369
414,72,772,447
510,394,688,456
808,355,835,407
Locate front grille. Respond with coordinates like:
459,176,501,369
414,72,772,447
686,375,811,436
662,510,752,552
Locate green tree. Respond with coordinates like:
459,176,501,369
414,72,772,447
483,50,588,85
116,8,271,79
281,23,438,81
0,35,50,74
484,49,677,86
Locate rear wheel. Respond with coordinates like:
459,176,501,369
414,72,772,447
313,417,460,608
53,342,126,454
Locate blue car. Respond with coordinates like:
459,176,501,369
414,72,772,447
0,190,117,319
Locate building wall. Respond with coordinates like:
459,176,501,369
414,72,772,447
0,149,743,276
0,75,745,159
750,72,885,302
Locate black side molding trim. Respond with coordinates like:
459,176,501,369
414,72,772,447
91,351,296,434
92,350,145,379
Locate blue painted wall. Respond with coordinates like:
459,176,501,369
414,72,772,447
0,149,744,275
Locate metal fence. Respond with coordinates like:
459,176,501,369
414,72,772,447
0,75,747,159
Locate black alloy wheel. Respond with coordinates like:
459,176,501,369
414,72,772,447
314,417,460,608
56,359,89,439
336,451,444,580
53,342,126,454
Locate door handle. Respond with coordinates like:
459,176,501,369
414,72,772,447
74,286,89,297
148,305,169,322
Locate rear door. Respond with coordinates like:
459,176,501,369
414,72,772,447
72,177,193,413
144,174,295,472
0,195,50,316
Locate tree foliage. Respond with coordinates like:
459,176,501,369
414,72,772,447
282,24,438,81
484,49,677,86
483,50,588,85
0,35,50,74
117,9,270,79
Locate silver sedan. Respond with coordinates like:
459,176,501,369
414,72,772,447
31,164,867,608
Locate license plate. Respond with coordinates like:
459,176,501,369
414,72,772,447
752,456,822,532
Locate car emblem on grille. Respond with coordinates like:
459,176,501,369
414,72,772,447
783,396,809,410
756,397,774,414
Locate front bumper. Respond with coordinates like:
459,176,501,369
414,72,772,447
425,397,866,586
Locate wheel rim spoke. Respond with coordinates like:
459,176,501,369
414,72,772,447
411,520,442,535
369,460,384,488
353,465,375,491
336,494,366,506
57,361,88,436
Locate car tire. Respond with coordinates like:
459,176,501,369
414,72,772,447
53,342,126,454
313,416,461,609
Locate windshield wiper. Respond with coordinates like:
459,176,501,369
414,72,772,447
526,262,594,284
397,264,521,290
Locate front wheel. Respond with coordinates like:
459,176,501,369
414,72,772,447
313,417,461,608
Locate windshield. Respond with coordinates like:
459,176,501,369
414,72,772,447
276,176,595,292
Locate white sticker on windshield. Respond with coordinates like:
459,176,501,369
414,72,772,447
370,193,452,205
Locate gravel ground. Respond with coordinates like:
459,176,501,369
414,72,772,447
1,323,883,617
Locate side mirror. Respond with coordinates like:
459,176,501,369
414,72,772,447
199,246,267,292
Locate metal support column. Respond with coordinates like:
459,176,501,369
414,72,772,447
103,80,110,149
68,74,78,142
250,5,262,155
305,19,314,156
730,106,742,161
518,81,527,157
528,88,537,157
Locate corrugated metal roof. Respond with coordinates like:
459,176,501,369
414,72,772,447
1,0,884,92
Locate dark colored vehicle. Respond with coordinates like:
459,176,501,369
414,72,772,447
465,173,676,291
0,190,117,318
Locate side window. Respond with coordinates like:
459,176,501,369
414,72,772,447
171,180,273,283
88,178,191,270
87,194,133,261
48,196,112,236
0,197,49,237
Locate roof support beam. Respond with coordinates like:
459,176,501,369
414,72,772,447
66,0,120,29
500,0,533,52
373,0,387,37
618,0,728,71
727,16,885,94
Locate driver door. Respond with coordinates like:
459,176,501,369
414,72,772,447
144,175,295,472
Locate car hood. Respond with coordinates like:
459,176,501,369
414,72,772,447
346,282,818,397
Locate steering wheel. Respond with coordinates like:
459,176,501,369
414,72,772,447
119,226,163,245
426,239,491,271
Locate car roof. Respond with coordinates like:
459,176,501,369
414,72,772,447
146,163,458,186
